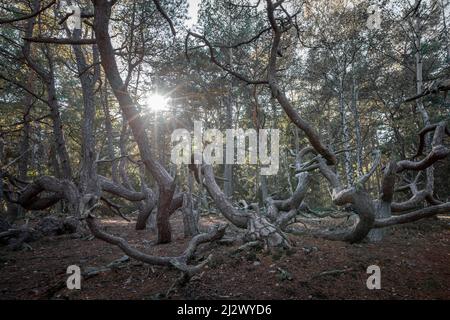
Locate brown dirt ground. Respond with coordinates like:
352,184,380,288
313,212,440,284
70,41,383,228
0,213,449,300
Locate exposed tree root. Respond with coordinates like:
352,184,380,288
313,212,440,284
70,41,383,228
86,214,227,276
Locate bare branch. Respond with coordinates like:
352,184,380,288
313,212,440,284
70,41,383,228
186,31,268,85
374,202,450,228
152,0,176,36
0,0,56,24
357,150,381,185
23,37,97,45
86,215,226,275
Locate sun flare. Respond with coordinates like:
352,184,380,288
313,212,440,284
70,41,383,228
143,93,169,112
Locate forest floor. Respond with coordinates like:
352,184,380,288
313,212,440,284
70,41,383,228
0,212,449,300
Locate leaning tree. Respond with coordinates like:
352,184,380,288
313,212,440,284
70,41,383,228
0,0,449,281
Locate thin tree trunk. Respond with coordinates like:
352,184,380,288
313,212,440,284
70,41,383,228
339,78,353,185
46,63,72,180
351,64,363,176
16,82,33,222
103,83,119,183
414,8,434,194
93,0,175,244
18,87,33,181
223,102,233,197
441,0,450,62
182,169,199,237
71,29,98,195
223,48,233,197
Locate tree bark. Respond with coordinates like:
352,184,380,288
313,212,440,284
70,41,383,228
93,0,177,243
338,77,353,185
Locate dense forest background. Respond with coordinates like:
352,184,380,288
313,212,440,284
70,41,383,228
0,0,449,300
